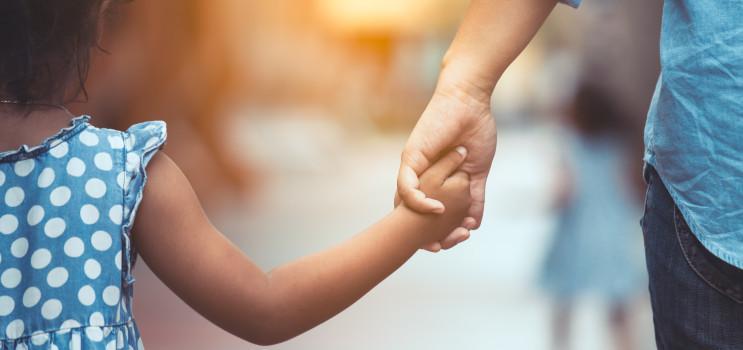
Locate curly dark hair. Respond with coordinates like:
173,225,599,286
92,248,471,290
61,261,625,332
0,0,118,105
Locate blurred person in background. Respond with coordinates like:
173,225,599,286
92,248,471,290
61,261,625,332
75,0,256,205
540,82,645,350
398,0,743,348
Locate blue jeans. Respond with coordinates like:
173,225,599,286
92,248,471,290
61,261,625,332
642,165,743,349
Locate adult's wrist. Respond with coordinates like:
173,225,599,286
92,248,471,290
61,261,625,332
436,58,498,109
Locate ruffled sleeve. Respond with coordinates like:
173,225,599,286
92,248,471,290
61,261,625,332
120,121,167,283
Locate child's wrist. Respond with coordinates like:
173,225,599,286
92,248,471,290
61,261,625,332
392,204,440,246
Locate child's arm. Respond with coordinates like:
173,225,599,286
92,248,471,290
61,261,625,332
133,149,470,345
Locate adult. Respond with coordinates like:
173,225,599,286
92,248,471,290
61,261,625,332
398,0,743,348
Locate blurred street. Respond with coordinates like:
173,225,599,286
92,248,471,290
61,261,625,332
63,1,664,348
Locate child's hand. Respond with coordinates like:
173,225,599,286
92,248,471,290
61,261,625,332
407,147,472,245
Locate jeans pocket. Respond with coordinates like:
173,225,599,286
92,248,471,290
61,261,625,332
674,206,743,303
640,164,655,231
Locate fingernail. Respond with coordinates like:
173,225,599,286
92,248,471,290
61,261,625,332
455,146,467,156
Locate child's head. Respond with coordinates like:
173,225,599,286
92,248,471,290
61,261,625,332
1,0,120,105
567,81,627,138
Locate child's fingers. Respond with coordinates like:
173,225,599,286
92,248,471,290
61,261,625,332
398,164,445,213
447,170,471,184
424,146,467,181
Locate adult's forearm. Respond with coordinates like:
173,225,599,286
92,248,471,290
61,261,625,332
438,0,559,100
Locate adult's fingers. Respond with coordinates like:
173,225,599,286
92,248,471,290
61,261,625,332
424,146,468,182
397,163,444,213
467,176,488,229
440,227,470,250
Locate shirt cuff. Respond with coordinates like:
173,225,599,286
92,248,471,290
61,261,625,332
559,0,581,8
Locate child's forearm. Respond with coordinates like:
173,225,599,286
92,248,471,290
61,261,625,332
253,205,433,345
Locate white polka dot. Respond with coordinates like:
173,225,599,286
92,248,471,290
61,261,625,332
0,170,5,186
116,330,124,348
0,214,19,234
84,259,102,279
10,238,28,258
79,130,99,146
14,159,35,177
66,157,86,177
116,172,127,189
81,204,100,224
27,205,45,226
126,153,140,172
30,249,52,269
49,141,69,158
86,326,104,342
85,178,107,198
109,205,123,225
22,287,41,307
1,268,22,288
5,186,24,207
64,237,85,257
5,319,24,339
47,267,69,288
37,167,55,188
69,332,82,348
107,340,117,350
108,135,125,149
49,186,72,206
41,299,63,320
44,218,66,238
78,285,96,306
114,251,122,270
60,319,81,330
89,311,105,326
0,295,15,316
94,152,113,171
91,231,113,251
31,331,49,345
138,337,144,350
102,286,120,306
16,342,28,350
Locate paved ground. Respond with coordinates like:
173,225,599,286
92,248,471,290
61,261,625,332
132,119,655,349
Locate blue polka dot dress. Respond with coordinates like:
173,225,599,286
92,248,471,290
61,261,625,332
0,116,166,350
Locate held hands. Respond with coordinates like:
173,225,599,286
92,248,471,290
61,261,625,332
396,83,497,251
401,147,472,246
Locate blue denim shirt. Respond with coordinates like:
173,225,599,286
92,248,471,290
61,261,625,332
564,0,743,268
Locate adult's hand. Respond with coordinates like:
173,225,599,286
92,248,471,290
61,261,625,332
395,0,559,251
396,79,496,252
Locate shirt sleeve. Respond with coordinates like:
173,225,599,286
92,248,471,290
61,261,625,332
559,0,581,8
115,120,167,286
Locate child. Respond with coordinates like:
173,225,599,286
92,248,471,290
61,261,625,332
539,83,645,350
0,1,472,349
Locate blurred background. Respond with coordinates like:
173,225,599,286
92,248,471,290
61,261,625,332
70,0,663,349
